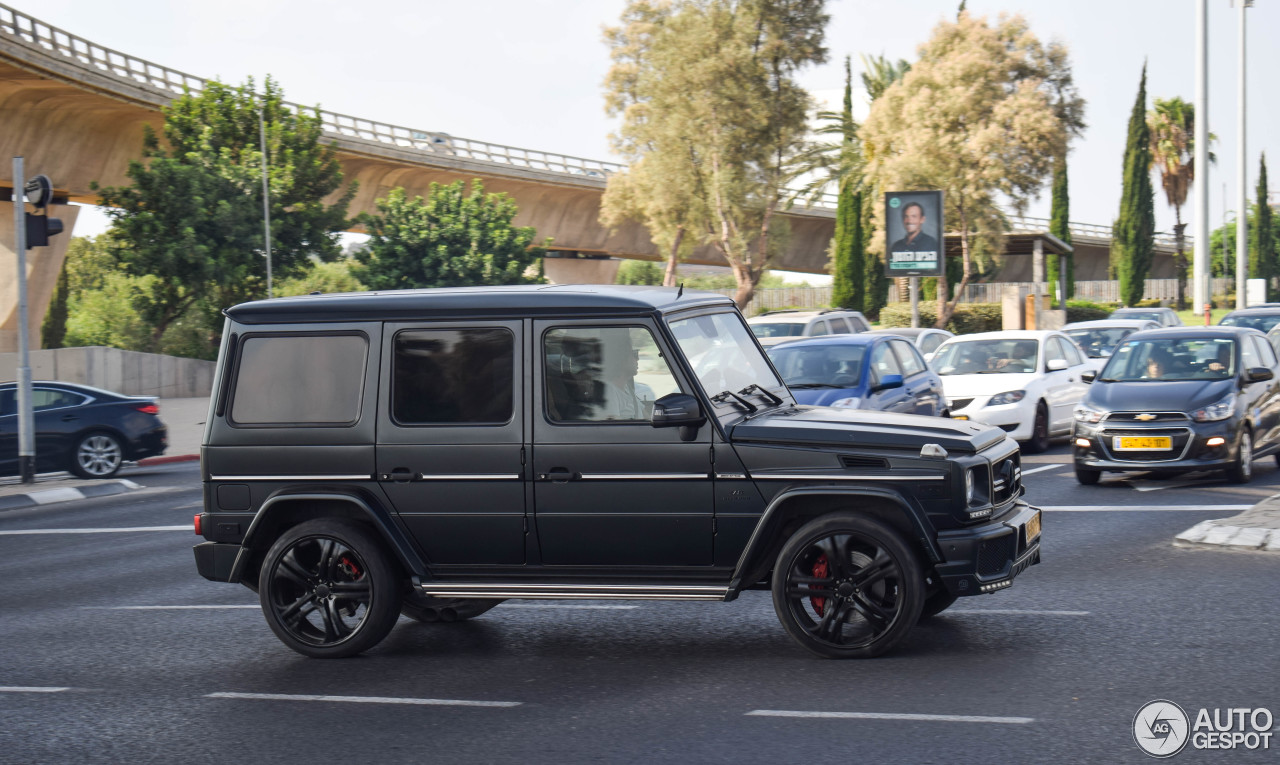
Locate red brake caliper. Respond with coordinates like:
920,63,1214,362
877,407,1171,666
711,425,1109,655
338,556,362,579
810,555,829,615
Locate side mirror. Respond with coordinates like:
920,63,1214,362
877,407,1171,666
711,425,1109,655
651,392,705,428
1081,370,1097,383
1245,367,1274,383
1046,358,1069,372
872,373,904,393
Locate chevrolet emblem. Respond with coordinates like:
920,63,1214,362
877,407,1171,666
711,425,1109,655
1135,413,1158,421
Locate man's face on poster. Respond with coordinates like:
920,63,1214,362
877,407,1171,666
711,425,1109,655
902,204,925,237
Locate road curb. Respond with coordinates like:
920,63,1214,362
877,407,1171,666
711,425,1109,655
137,454,199,466
0,479,142,512
1174,492,1280,553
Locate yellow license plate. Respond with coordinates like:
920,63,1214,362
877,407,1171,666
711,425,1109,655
1113,436,1172,451
1024,511,1041,544
952,415,969,420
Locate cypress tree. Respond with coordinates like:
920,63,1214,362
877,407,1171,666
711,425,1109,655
1254,154,1275,298
1112,65,1155,307
831,182,864,310
1048,154,1074,303
41,261,70,349
862,194,888,319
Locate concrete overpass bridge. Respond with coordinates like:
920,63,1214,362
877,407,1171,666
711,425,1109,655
0,3,1181,352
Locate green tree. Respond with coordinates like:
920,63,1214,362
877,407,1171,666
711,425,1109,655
1113,65,1156,307
602,0,828,309
859,53,911,103
355,182,547,289
41,262,69,349
1147,96,1201,309
863,11,1078,328
1253,154,1276,296
94,77,352,351
827,58,865,311
614,259,665,285
275,258,367,297
1048,155,1073,302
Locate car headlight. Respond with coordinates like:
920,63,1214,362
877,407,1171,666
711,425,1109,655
964,469,976,504
1073,404,1105,424
1191,393,1235,422
830,397,862,409
987,390,1026,407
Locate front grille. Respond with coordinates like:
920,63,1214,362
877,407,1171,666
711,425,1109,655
977,534,1016,576
949,398,974,411
1097,427,1192,462
1104,411,1190,423
840,455,890,470
991,455,1021,504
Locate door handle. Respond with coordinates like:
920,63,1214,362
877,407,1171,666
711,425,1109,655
541,468,575,482
383,467,414,483
61,414,78,422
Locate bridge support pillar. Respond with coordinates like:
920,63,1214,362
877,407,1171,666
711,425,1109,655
0,202,79,353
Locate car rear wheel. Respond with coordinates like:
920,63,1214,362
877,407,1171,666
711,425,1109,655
772,514,924,659
1226,428,1254,484
69,432,123,479
401,595,502,623
259,519,401,658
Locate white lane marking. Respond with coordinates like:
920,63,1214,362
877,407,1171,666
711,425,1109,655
746,710,1034,724
119,479,142,489
500,604,639,610
945,609,1089,616
1129,479,1227,493
205,692,520,708
0,686,71,693
0,525,190,535
82,605,258,610
1039,505,1251,512
1019,464,1068,476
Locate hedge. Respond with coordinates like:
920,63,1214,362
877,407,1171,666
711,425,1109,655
879,303,1003,334
1064,300,1118,323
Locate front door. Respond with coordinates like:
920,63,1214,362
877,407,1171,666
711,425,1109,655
868,341,913,413
376,321,527,565
532,320,714,566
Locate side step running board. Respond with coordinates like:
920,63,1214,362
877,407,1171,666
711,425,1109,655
420,582,730,601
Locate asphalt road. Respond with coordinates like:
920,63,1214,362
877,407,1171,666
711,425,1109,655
2,451,1278,764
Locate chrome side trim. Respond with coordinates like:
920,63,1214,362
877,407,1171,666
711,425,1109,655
577,473,707,480
417,474,521,480
751,474,945,481
210,474,372,481
715,473,748,479
420,582,729,601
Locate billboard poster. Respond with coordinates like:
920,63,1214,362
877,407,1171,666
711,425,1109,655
883,190,944,278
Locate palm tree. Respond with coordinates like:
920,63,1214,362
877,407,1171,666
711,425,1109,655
1147,97,1209,310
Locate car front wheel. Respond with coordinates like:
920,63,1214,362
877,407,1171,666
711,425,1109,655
771,514,924,659
70,432,123,479
1226,428,1253,484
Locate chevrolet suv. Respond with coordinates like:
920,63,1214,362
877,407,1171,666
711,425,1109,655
193,286,1040,659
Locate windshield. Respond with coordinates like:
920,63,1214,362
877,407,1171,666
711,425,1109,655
930,339,1040,375
750,322,805,338
1219,313,1280,332
768,344,866,388
669,312,783,400
1065,328,1134,358
1113,311,1162,322
1100,337,1235,382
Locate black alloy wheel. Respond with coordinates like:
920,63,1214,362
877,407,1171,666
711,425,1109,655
70,431,123,479
1227,427,1254,484
772,514,924,659
1025,402,1051,453
401,595,503,623
259,519,401,658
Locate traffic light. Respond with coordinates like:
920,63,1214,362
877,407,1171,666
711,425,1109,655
23,174,63,249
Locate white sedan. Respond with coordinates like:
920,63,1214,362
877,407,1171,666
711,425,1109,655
929,330,1095,452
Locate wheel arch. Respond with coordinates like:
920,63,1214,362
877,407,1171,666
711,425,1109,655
725,486,942,600
229,491,428,586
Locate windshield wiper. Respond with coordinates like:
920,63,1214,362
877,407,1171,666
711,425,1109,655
739,384,784,405
710,389,757,413
787,382,843,389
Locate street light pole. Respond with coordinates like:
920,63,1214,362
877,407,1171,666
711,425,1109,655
11,156,34,483
1235,0,1251,307
1193,0,1211,313
260,105,273,299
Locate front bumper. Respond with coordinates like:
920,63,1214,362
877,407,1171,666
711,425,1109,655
950,400,1033,440
1073,419,1239,472
933,500,1041,596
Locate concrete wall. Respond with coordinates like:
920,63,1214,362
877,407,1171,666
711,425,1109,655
0,346,215,398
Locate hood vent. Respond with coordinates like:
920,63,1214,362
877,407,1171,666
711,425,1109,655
840,455,890,470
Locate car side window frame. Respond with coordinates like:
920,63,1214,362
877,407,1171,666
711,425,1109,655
889,339,925,378
869,341,903,385
1254,335,1279,368
30,387,92,413
1058,335,1085,366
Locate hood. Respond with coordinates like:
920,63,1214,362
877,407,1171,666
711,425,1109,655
790,387,863,407
1086,377,1235,413
938,372,1039,399
730,406,1006,454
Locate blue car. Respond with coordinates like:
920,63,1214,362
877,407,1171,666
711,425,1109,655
766,334,946,416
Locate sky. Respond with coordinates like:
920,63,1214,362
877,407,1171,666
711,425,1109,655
33,0,1280,263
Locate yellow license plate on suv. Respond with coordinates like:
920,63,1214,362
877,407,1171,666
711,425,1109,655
1024,511,1041,544
1112,436,1172,451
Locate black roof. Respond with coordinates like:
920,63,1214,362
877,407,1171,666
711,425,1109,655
224,285,735,325
1222,306,1280,314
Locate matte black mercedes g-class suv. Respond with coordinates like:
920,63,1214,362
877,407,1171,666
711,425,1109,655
194,285,1041,659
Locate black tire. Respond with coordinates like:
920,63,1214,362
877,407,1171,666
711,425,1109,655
1074,466,1101,485
69,431,124,479
1274,452,1280,469
258,519,401,658
1023,402,1050,454
400,595,502,623
1226,427,1254,484
771,513,924,659
918,589,959,620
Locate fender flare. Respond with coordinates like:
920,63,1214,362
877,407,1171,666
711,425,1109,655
725,485,943,599
229,490,428,584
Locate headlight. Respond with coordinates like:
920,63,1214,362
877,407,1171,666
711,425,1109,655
830,397,862,409
1073,404,1105,424
964,469,976,504
1191,393,1235,422
987,390,1026,407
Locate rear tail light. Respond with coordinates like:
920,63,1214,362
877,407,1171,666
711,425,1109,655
194,514,202,535
136,403,160,415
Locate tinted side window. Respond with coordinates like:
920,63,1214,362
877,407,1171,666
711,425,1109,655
891,340,925,377
920,333,945,355
1241,337,1261,370
0,389,14,416
1251,336,1277,368
394,329,514,425
829,318,852,334
231,334,367,426
849,316,870,332
32,389,87,411
545,326,681,423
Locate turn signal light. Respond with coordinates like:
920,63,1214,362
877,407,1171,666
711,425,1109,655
136,403,160,415
1206,436,1226,447
1074,437,1091,448
193,514,202,535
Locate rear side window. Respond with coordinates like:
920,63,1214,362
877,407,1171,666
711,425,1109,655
393,328,515,425
31,388,88,411
231,333,368,426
